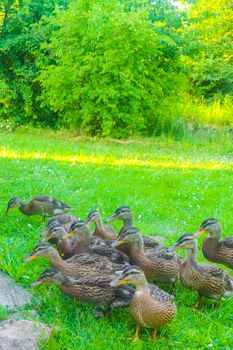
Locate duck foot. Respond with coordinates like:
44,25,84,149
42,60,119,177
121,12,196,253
130,325,140,342
194,294,202,310
151,328,157,340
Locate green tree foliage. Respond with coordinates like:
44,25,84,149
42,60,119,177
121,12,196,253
183,0,233,98
0,0,232,135
0,0,68,125
38,0,186,137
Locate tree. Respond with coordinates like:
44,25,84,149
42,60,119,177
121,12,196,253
0,0,68,124
183,0,233,98
38,0,186,137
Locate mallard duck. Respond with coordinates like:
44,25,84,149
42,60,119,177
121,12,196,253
6,196,73,217
67,220,129,264
86,209,117,240
169,234,233,308
106,206,164,250
110,266,176,341
197,218,233,269
24,243,127,278
42,214,79,239
112,227,180,289
31,268,134,314
42,222,76,259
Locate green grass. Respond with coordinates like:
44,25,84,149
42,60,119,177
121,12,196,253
0,128,233,349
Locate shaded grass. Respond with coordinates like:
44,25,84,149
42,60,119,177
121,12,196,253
0,128,233,349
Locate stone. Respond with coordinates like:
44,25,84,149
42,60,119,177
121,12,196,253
0,271,33,309
0,320,50,350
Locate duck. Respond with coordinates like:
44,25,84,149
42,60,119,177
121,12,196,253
112,227,180,290
106,206,164,250
42,214,80,240
110,265,176,341
196,218,233,269
6,196,73,217
66,220,129,264
31,268,134,315
86,209,117,240
169,234,233,309
42,222,76,259
24,243,128,279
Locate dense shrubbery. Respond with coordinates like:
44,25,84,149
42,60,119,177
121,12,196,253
0,0,68,126
0,0,232,137
38,1,187,137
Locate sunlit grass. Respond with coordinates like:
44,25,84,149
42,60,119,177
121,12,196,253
0,128,232,349
1,147,232,170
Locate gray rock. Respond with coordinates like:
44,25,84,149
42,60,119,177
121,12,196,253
0,271,32,309
0,320,50,350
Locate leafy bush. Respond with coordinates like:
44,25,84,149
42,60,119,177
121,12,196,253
38,0,186,137
183,0,233,98
0,0,68,125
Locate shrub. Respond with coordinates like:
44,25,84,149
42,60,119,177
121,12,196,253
38,0,186,137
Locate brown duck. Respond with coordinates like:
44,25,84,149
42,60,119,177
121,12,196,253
66,220,129,264
169,234,233,309
6,196,73,217
86,209,117,240
112,227,180,289
111,266,176,341
197,218,233,269
31,268,134,314
42,214,79,238
24,243,128,279
41,222,76,259
106,206,165,250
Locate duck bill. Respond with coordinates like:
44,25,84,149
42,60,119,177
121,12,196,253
110,278,127,287
30,279,44,287
24,255,37,263
111,240,125,248
197,229,206,236
5,207,11,215
65,231,75,239
105,214,117,223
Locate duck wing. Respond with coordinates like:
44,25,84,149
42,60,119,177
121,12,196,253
220,237,233,249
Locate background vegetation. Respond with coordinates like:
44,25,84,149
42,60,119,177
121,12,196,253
0,0,232,137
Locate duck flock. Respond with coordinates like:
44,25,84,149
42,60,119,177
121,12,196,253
5,195,233,342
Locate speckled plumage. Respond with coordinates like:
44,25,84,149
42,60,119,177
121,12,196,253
32,269,134,311
106,205,166,251
6,196,73,217
114,227,180,286
68,221,129,264
172,234,233,308
198,218,233,269
24,243,129,280
86,209,117,240
111,266,176,341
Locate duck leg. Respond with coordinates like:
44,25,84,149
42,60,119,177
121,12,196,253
133,325,140,342
151,328,157,340
214,297,221,309
93,305,109,318
194,294,202,310
172,280,176,295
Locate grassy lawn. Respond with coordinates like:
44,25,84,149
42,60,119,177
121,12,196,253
0,128,233,349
